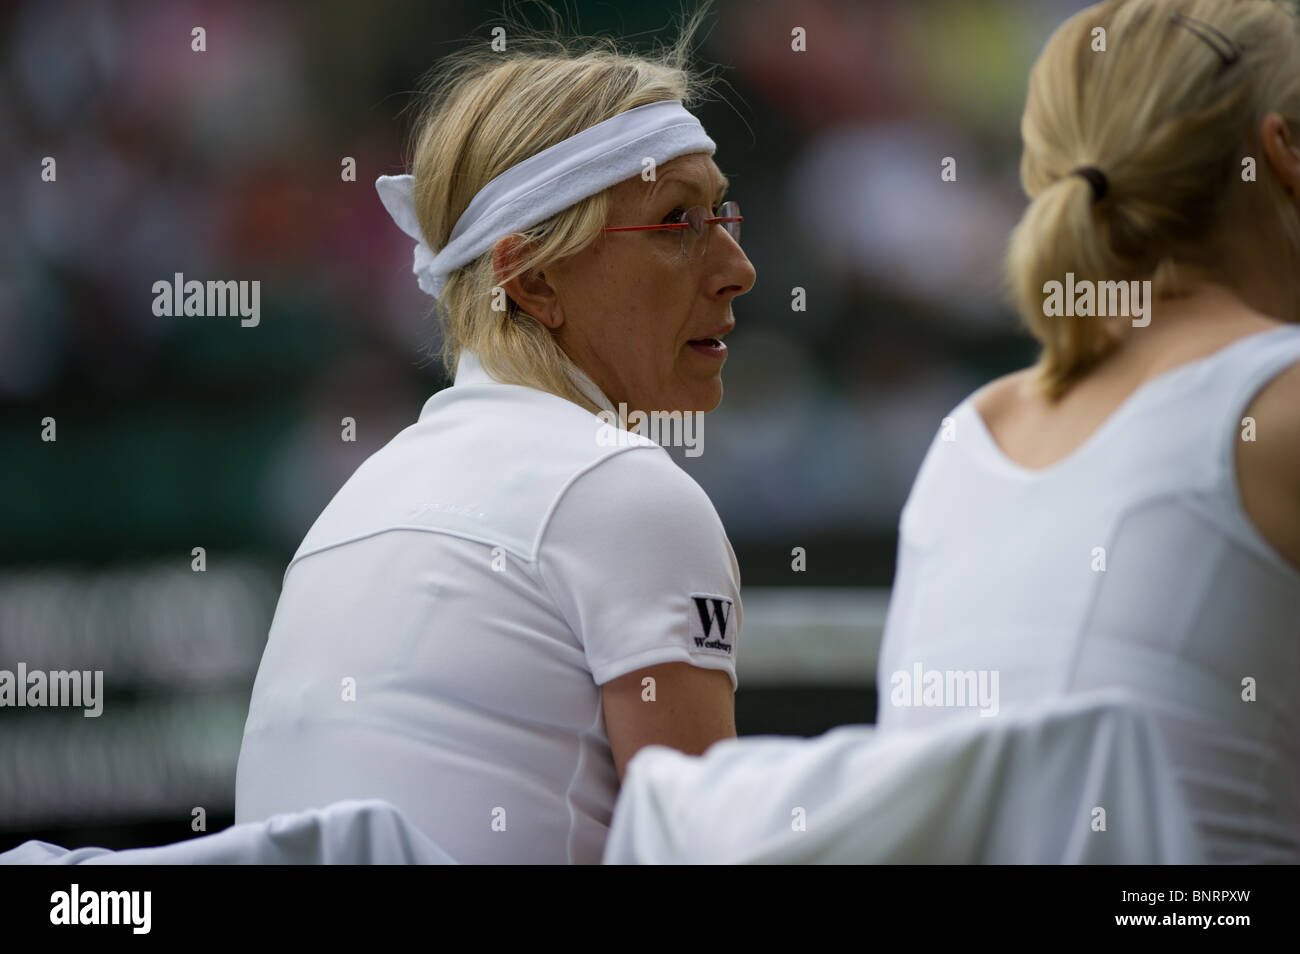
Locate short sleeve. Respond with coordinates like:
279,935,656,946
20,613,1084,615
537,446,742,691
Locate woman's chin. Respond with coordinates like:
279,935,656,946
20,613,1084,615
636,372,724,415
684,376,724,414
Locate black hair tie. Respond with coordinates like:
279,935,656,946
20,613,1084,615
1070,166,1108,202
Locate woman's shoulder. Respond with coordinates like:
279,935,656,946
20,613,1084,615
1235,356,1300,574
570,442,717,512
968,367,1037,431
540,445,734,572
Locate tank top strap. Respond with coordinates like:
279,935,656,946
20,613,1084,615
1210,324,1300,471
1200,324,1300,576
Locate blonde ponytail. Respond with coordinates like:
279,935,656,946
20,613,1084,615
1004,0,1300,399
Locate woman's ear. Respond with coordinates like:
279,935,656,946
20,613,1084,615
1261,112,1300,199
492,235,563,329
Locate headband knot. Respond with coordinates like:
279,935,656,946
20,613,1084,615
1070,166,1108,202
375,99,716,300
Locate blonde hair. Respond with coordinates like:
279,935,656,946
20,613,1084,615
404,7,716,412
1005,0,1300,400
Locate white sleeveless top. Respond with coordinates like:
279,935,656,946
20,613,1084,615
877,324,1300,863
235,351,742,863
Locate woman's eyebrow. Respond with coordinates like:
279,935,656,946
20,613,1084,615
652,173,730,201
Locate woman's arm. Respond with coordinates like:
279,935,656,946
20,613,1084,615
536,444,744,776
601,661,736,783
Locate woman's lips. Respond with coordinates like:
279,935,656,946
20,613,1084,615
687,337,728,358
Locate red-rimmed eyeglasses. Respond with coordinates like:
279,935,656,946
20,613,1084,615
601,201,742,259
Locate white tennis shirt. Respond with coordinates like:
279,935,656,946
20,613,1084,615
234,350,741,863
877,325,1300,862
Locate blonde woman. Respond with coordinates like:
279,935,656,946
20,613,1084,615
877,0,1300,861
234,20,755,864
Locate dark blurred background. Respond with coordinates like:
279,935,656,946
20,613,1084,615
0,0,1089,851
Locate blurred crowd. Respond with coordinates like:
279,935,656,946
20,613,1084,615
0,0,1089,843
0,0,1091,563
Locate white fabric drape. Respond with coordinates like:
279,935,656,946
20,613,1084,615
602,688,1205,864
1,799,457,865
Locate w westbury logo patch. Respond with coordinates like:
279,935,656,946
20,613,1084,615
689,594,734,657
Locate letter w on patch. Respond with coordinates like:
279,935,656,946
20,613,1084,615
688,594,734,656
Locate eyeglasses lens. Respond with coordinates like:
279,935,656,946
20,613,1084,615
680,202,741,258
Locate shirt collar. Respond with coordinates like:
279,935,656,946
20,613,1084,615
453,348,617,417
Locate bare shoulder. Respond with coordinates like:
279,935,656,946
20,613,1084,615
1238,356,1300,470
1235,358,1300,572
970,368,1036,427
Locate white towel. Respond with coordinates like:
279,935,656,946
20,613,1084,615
603,687,1206,864
1,798,457,865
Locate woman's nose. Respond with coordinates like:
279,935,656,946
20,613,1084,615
712,231,755,297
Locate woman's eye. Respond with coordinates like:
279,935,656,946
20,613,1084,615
661,207,686,225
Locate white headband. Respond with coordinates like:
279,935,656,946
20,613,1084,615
375,99,716,299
